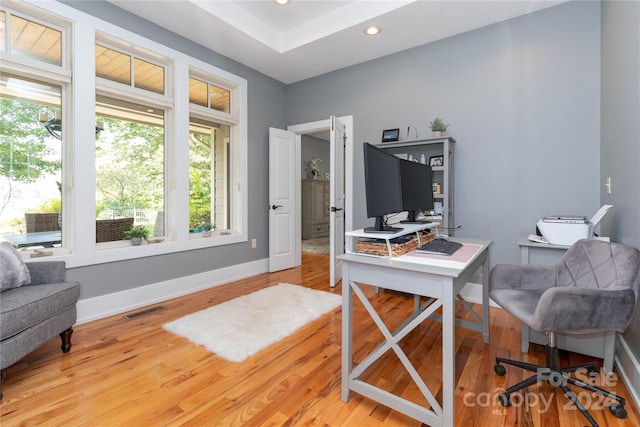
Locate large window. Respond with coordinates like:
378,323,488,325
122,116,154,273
1,2,247,264
95,37,169,246
95,96,165,243
189,118,230,233
0,5,68,252
0,73,63,248
188,71,237,238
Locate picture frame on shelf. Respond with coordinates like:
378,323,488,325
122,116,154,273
429,155,444,167
381,128,400,142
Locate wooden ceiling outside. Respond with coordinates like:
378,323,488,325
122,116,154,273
5,11,61,66
4,9,230,113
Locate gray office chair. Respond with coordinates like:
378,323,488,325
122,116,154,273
490,239,640,427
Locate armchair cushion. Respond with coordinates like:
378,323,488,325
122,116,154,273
0,242,31,292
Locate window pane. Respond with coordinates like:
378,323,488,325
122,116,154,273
1,12,6,52
96,95,164,243
188,77,207,107
10,14,62,66
95,45,131,86
0,73,63,250
189,117,230,234
134,57,164,94
209,84,230,113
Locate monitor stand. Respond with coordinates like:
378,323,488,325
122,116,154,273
363,216,402,234
399,210,429,224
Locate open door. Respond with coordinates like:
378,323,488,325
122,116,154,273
329,116,345,287
268,127,296,272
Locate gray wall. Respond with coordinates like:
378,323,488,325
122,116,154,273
286,1,602,266
301,135,330,180
62,1,285,299
601,0,640,356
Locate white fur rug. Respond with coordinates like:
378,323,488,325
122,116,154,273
163,283,341,362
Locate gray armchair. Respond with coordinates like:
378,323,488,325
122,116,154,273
0,259,80,399
490,239,640,427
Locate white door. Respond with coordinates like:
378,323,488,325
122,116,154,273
329,116,345,287
268,128,296,272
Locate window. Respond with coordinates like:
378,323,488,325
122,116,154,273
189,118,230,233
0,73,63,249
1,2,247,264
96,44,165,95
0,5,68,252
188,70,239,238
189,76,230,113
1,10,62,66
94,98,165,244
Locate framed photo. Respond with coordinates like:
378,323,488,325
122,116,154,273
381,128,399,142
429,155,443,167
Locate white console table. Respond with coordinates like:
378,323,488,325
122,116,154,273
517,234,615,372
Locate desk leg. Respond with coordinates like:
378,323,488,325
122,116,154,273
482,256,490,344
341,265,353,402
520,246,530,264
442,287,455,427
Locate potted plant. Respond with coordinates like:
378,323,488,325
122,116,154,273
429,117,449,137
202,222,214,237
124,225,150,246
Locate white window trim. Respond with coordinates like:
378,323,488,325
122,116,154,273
18,0,248,268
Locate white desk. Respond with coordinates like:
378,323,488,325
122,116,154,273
340,237,492,426
517,234,615,373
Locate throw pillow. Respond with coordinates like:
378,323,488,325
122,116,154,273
0,241,31,292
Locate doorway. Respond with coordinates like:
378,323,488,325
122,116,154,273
300,133,330,256
286,116,353,285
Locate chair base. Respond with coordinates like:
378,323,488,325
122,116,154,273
494,347,627,427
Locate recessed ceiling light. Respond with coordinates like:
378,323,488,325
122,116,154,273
364,25,381,36
275,0,290,5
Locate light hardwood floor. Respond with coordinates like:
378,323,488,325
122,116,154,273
1,253,638,426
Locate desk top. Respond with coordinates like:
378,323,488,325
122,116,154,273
517,233,570,250
339,237,492,278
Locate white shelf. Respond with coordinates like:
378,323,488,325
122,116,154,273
376,136,455,236
345,222,440,257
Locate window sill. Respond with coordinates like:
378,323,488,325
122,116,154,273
23,231,244,268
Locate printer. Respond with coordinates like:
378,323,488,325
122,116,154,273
535,205,612,246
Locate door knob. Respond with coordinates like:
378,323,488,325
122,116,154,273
330,206,343,212
271,204,283,210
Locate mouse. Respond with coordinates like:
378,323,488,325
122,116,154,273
435,235,450,241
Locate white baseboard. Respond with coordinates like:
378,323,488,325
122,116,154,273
76,258,269,324
615,335,640,410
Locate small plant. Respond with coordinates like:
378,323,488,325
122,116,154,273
201,222,214,231
124,225,150,240
429,117,449,132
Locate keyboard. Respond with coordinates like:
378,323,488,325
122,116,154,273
415,239,463,256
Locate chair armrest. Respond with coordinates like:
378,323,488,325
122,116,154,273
25,261,66,285
531,287,637,333
489,264,556,291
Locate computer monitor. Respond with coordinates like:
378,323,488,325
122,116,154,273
399,159,434,223
363,143,403,233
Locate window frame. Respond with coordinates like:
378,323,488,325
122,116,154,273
5,0,248,267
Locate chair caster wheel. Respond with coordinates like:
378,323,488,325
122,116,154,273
609,403,627,419
498,393,511,407
494,364,506,376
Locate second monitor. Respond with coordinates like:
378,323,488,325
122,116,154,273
399,159,434,224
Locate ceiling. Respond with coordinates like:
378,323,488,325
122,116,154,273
107,0,568,85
